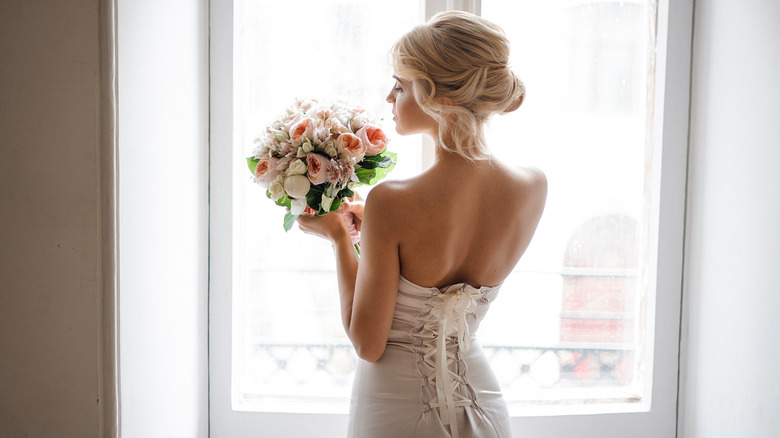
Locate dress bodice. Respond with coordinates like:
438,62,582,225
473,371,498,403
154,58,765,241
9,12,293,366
388,276,502,348
347,276,511,438
385,276,504,438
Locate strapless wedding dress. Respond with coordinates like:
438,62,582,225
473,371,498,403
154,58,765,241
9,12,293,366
347,276,512,438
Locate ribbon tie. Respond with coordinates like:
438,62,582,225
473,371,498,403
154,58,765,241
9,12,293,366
429,284,479,438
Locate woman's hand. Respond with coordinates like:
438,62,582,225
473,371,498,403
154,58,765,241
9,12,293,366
296,208,350,243
340,200,364,244
296,199,365,245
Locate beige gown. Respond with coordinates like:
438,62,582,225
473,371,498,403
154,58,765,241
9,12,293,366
347,276,513,438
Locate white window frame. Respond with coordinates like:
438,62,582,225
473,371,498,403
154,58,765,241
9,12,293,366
209,0,693,436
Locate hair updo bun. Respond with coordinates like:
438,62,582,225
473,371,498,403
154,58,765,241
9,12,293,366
390,11,525,160
501,72,526,114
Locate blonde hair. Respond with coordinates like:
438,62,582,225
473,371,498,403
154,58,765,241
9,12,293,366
390,11,525,160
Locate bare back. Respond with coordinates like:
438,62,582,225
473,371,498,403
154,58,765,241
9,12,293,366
377,156,547,289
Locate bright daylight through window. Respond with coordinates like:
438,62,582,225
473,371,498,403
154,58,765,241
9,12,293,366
231,0,657,414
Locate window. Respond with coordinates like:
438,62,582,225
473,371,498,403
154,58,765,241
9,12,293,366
210,0,691,436
476,0,654,410
231,0,422,413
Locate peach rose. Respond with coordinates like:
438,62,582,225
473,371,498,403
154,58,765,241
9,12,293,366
289,117,316,146
336,132,367,161
253,157,280,188
306,153,331,185
282,112,302,131
356,124,388,156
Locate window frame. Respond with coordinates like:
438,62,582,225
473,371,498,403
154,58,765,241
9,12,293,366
209,0,692,435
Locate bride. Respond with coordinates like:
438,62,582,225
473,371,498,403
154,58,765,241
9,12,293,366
297,11,547,438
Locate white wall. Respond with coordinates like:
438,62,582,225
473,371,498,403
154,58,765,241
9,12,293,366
117,0,209,436
680,0,780,437
0,1,102,436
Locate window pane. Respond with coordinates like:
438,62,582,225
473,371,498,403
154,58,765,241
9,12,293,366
479,0,655,410
233,0,657,415
233,0,422,413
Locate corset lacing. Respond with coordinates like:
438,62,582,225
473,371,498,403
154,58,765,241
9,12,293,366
414,283,480,438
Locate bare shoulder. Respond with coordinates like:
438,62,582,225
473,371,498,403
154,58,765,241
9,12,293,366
364,179,411,206
512,165,547,188
499,163,548,203
361,179,412,231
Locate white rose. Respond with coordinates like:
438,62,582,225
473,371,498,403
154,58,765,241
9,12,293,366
284,174,311,199
351,113,367,131
287,159,307,175
268,177,285,200
324,142,338,158
319,139,335,151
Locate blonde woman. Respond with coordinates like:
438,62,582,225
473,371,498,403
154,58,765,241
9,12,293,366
297,11,547,438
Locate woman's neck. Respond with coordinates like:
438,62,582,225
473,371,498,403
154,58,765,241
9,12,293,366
432,138,494,168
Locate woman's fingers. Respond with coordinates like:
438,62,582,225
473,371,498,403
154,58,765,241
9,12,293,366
341,201,364,233
296,210,349,242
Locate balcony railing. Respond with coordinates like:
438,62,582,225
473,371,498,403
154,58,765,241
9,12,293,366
240,342,637,406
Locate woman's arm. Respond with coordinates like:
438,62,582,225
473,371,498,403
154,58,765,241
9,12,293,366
296,184,401,362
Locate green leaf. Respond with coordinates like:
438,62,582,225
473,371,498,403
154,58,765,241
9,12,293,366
362,154,385,163
306,184,325,211
283,212,298,232
359,160,380,170
362,154,394,168
367,152,396,185
385,151,398,165
352,151,397,187
247,157,260,174
340,188,354,199
275,194,292,208
355,167,377,184
329,196,343,213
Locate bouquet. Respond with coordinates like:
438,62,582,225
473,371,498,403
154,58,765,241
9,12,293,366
247,98,396,231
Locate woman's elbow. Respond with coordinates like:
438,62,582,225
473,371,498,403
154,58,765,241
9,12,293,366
353,341,387,363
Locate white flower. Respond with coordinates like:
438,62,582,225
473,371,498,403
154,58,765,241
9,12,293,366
334,109,351,126
324,142,338,158
269,176,285,200
284,174,311,199
296,140,314,158
287,159,307,175
298,98,317,112
271,129,290,142
251,141,271,159
351,113,368,131
314,125,330,144
290,198,307,215
321,194,334,212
